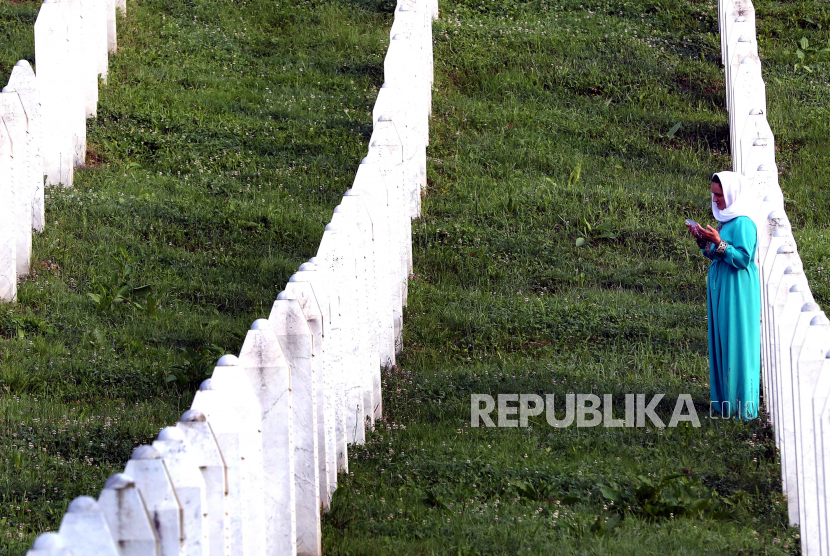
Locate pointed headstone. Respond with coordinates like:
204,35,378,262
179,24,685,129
178,409,230,556
35,0,75,186
0,119,17,302
5,61,45,232
0,92,31,277
123,446,183,556
152,427,210,556
58,496,119,555
98,473,160,556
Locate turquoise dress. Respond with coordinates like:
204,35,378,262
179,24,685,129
701,216,761,420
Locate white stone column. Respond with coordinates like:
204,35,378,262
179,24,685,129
385,30,430,126
152,427,210,556
766,229,800,448
91,0,109,83
375,84,427,194
230,323,298,556
289,265,339,495
53,0,86,166
269,299,322,556
5,60,45,232
320,224,366,446
177,409,229,556
1,92,31,277
725,1,756,68
353,158,403,357
783,301,823,532
315,232,353,462
812,353,830,556
35,0,75,186
106,0,117,53
725,32,757,112
729,57,765,172
342,189,386,419
123,446,183,556
0,120,15,302
367,121,412,314
58,496,119,555
332,204,377,427
793,316,830,555
26,533,72,556
774,286,816,526
198,371,267,556
737,108,773,176
758,210,789,421
76,0,101,119
97,473,160,556
763,246,800,430
190,380,250,556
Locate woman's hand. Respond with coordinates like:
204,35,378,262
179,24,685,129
700,225,721,245
685,222,703,239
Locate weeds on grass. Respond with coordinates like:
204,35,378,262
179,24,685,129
598,473,733,521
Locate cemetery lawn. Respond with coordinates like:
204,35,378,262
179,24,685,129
323,0,830,554
0,0,827,555
0,0,393,552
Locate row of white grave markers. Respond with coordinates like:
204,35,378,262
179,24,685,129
719,0,830,554
0,0,124,303
24,1,438,555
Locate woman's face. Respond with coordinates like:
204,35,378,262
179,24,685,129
711,181,726,210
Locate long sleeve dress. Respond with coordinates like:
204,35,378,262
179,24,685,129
701,215,761,420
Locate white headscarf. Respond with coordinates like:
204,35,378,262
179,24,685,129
711,171,761,224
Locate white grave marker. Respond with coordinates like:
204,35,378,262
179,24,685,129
353,158,403,354
793,317,830,555
207,365,268,556
0,120,17,302
190,380,249,556
35,0,75,186
152,427,210,556
343,189,386,418
55,0,87,164
315,231,354,461
234,324,298,556
281,279,331,508
106,0,117,52
124,446,183,556
5,61,45,232
178,409,230,556
289,266,340,490
0,92,31,277
320,224,365,446
269,299,323,556
331,207,376,429
26,533,73,556
97,473,160,556
58,497,119,555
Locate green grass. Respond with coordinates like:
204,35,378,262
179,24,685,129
0,0,394,551
0,0,828,553
322,0,829,553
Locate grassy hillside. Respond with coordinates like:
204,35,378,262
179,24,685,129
0,0,827,553
322,0,829,553
0,0,390,552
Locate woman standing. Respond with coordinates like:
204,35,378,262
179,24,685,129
687,172,761,420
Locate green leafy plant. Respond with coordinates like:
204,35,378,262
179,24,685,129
794,36,829,73
87,247,157,315
165,344,225,387
598,473,732,521
576,219,618,247
663,121,682,139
